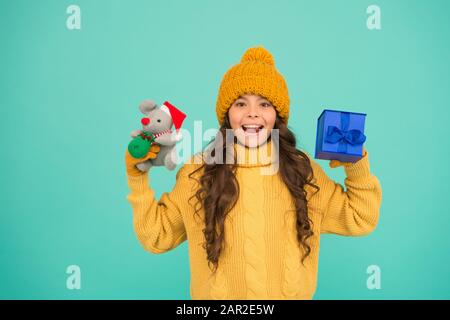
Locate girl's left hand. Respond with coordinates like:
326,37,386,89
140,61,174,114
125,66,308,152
329,146,367,168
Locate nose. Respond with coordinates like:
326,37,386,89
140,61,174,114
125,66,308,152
141,117,150,125
247,104,259,118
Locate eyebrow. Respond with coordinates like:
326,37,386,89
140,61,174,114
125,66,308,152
236,96,271,102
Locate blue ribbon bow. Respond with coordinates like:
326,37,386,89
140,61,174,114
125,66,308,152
324,112,366,152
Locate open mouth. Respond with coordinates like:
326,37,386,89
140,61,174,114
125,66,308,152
241,124,264,134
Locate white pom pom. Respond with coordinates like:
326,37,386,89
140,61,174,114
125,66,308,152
174,133,183,142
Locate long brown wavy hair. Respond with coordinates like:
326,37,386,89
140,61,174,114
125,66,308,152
188,111,320,273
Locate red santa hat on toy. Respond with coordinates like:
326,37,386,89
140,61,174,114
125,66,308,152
160,101,187,140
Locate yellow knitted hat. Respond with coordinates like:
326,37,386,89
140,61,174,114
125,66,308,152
215,46,290,126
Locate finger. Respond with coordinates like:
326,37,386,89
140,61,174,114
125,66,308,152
329,160,341,168
147,152,158,160
142,150,158,161
362,146,368,157
150,144,161,153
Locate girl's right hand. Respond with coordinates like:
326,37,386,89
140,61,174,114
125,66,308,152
125,144,161,177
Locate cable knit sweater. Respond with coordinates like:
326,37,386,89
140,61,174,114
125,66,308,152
125,141,382,300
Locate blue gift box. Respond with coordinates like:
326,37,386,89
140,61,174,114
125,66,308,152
315,109,367,163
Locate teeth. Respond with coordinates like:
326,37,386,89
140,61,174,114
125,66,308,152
242,125,263,129
242,124,264,134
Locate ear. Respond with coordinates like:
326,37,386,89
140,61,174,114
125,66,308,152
139,100,158,114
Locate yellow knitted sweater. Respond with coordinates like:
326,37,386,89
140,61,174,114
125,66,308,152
126,141,382,300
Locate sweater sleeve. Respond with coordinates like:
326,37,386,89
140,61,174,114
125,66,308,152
309,150,383,236
125,165,192,254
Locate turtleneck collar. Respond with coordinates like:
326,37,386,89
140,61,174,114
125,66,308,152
232,139,278,167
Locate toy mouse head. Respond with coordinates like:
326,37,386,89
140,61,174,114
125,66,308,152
139,100,186,136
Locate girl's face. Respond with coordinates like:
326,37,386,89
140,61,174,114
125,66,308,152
228,94,277,147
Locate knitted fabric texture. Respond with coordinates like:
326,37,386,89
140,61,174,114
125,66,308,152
215,46,290,126
126,142,382,299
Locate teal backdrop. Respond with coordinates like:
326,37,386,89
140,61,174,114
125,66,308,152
1,0,449,299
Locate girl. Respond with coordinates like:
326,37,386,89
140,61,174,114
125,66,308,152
124,47,382,300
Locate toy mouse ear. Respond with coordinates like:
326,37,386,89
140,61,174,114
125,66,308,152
139,100,158,114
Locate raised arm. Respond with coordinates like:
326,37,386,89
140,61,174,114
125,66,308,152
125,149,192,253
309,149,383,236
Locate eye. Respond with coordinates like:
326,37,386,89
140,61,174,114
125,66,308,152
235,102,245,107
261,102,272,108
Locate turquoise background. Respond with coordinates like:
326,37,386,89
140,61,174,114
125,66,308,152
1,0,449,299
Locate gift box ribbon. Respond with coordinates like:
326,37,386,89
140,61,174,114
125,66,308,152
324,112,366,153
